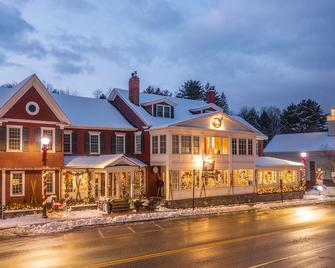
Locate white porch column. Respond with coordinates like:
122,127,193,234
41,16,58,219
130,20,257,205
130,171,134,199
228,136,233,195
105,171,108,198
1,169,5,207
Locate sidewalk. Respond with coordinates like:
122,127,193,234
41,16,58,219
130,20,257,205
1,193,335,237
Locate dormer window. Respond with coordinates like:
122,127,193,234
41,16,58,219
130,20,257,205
157,104,171,118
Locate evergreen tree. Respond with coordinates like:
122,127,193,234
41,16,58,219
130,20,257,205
280,99,326,133
239,106,261,130
261,106,281,139
218,91,229,114
176,80,204,100
258,110,272,137
143,86,172,96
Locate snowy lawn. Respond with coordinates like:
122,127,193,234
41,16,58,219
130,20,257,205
1,191,334,237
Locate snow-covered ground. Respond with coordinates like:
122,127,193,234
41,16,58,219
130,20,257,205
1,188,335,237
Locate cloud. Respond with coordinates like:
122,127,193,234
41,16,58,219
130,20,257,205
0,3,46,58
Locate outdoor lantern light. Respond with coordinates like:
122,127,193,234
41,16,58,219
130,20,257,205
300,152,307,158
41,137,50,146
212,117,222,128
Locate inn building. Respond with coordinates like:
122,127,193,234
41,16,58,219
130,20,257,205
0,73,303,210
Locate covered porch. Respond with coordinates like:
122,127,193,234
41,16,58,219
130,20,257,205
62,155,146,203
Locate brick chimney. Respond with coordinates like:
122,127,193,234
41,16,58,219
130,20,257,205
206,89,216,104
129,71,140,105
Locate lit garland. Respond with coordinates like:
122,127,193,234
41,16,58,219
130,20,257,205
257,185,304,194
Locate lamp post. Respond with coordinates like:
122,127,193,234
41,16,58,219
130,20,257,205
41,137,50,218
300,152,307,190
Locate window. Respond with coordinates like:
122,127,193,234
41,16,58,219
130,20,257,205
222,137,228,154
239,139,247,155
248,139,253,155
10,171,24,196
7,126,22,152
232,169,254,186
64,131,72,154
116,134,125,154
172,135,179,154
232,138,237,155
193,136,200,154
41,127,55,152
181,136,192,154
89,132,100,154
160,135,166,154
45,172,55,194
134,132,142,154
25,101,40,116
204,136,229,155
204,170,229,188
171,170,193,190
281,170,297,184
152,136,158,154
257,171,277,185
156,104,171,118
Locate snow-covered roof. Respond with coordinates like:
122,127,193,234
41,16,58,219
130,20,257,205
231,116,268,140
0,74,34,108
111,88,222,128
256,156,303,168
52,94,135,130
264,132,335,153
64,154,146,169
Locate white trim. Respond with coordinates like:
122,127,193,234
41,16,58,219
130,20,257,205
63,131,72,154
41,127,56,153
2,169,5,206
6,125,23,152
134,131,142,154
25,101,40,116
89,132,101,155
45,171,56,195
115,133,126,154
10,171,25,197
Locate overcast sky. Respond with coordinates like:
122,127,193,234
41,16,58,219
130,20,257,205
0,0,334,113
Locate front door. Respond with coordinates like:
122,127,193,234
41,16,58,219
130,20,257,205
94,172,105,200
108,172,131,199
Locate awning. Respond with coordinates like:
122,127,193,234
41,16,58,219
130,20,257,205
256,156,303,168
64,154,147,169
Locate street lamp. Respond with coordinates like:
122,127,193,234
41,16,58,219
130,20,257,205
41,137,50,218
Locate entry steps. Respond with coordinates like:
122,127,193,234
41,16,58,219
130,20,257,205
111,199,131,212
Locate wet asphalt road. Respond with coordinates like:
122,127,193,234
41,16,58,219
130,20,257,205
1,204,335,268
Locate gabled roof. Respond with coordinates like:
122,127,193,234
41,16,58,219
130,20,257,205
52,94,135,130
256,156,303,168
141,98,177,107
264,132,335,153
0,74,71,124
110,88,223,128
64,154,146,169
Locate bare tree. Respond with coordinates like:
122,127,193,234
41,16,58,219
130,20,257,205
321,145,335,179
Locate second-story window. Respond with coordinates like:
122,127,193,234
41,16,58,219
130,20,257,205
134,132,142,154
41,127,55,152
232,138,237,155
181,136,192,154
7,125,22,152
157,104,171,118
64,131,72,154
193,136,200,154
116,134,125,154
248,139,253,155
152,136,158,154
89,132,100,154
46,171,55,194
239,139,247,155
160,135,166,154
172,135,179,154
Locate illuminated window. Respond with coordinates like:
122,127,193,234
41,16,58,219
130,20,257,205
205,170,229,187
10,171,25,196
232,169,253,186
204,136,228,155
171,170,197,190
257,171,277,185
281,170,297,184
331,109,335,116
46,172,55,194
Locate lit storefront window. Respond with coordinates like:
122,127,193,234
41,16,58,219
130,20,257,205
281,170,297,184
205,170,229,187
232,169,254,186
204,136,228,155
257,171,277,185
